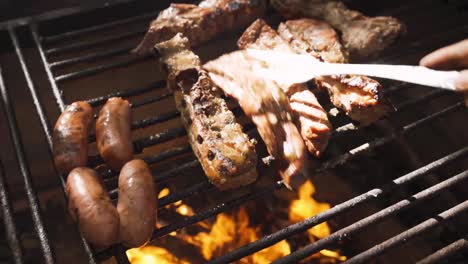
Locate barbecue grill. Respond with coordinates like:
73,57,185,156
0,0,467,263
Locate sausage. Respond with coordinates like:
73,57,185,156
117,159,157,248
53,102,93,174
66,167,119,248
96,97,133,171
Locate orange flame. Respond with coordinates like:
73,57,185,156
188,207,290,263
289,180,346,262
126,246,190,264
128,180,345,263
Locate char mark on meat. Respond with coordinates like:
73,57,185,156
154,33,258,190
278,18,394,126
238,19,332,157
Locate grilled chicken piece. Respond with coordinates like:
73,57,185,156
271,0,405,60
154,33,258,190
278,19,393,126
134,0,267,55
204,47,306,189
238,19,331,157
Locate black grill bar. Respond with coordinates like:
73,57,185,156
0,160,23,264
31,25,66,112
345,200,468,264
86,80,166,107
49,44,135,69
102,145,193,180
42,11,157,44
55,55,151,83
129,92,174,109
0,61,55,263
45,29,145,56
417,238,468,264
207,146,468,264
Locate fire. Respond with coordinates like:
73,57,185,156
289,179,347,262
126,246,189,264
127,181,345,263
188,207,291,263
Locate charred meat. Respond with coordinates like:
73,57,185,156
204,43,306,189
154,33,258,190
238,19,331,157
134,0,268,55
278,19,393,126
271,0,405,60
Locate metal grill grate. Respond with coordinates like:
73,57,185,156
0,0,467,263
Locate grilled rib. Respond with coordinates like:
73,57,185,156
237,19,332,157
270,0,405,60
154,33,258,190
134,0,268,55
278,18,393,126
204,45,306,190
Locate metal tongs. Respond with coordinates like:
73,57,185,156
245,49,462,91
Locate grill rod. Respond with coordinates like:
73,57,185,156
275,171,468,264
0,157,23,264
0,60,55,263
207,146,468,264
417,238,468,264
42,10,158,44
345,200,468,264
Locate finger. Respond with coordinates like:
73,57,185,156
454,70,468,107
419,39,468,70
455,70,468,91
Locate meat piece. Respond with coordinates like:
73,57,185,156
53,101,93,174
278,19,393,126
270,0,405,60
204,49,306,189
66,167,119,249
134,0,268,55
154,33,258,190
96,97,133,171
238,19,331,157
117,159,157,248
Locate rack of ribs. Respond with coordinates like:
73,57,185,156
154,33,258,190
270,0,406,60
237,19,332,157
134,0,268,55
278,18,394,126
204,46,306,190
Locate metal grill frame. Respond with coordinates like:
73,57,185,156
0,1,467,263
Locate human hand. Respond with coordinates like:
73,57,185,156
420,39,468,106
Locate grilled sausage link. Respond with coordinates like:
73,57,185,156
53,101,93,174
96,97,133,171
117,159,157,248
66,167,119,248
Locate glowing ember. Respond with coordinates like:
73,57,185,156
126,246,189,264
176,204,194,216
158,188,170,198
